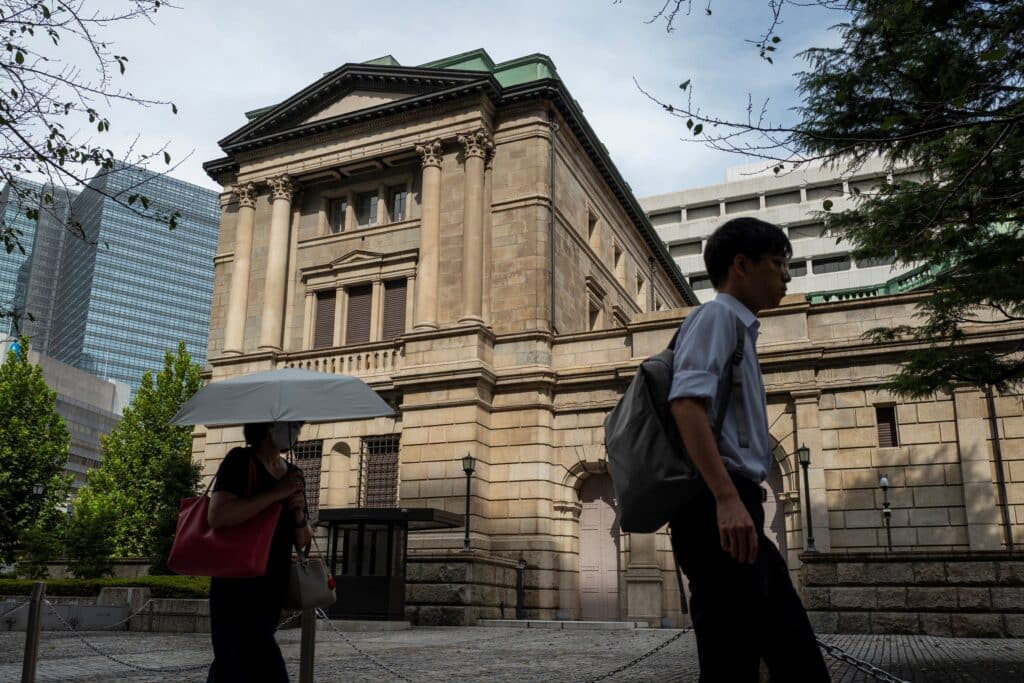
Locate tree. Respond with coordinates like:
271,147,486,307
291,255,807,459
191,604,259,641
66,486,116,578
15,503,66,578
0,1,182,328
77,341,202,573
641,1,1024,398
0,338,70,565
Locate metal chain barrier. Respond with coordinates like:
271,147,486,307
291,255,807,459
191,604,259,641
43,599,211,674
314,607,417,682
0,599,29,620
583,627,691,683
817,638,910,683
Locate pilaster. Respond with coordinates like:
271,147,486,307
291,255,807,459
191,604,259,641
223,183,256,355
414,140,443,331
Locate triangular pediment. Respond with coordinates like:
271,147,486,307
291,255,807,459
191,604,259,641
219,63,499,152
331,249,384,267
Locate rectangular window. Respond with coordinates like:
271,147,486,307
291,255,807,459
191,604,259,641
649,211,678,228
314,290,336,349
356,192,378,227
389,187,408,222
345,284,372,344
765,190,801,208
669,240,701,258
329,198,348,233
690,274,712,290
686,203,720,220
360,435,400,507
806,184,843,200
789,224,825,240
381,279,407,341
293,440,323,522
812,255,852,274
725,197,760,215
788,260,808,277
856,255,895,268
876,406,899,447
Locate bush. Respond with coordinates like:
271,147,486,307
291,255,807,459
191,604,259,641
0,575,210,599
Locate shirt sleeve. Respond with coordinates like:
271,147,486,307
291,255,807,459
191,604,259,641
668,302,737,405
211,447,251,497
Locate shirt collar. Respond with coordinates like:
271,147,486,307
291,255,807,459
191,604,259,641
714,292,760,334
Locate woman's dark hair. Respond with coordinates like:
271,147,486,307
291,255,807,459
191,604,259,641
243,422,272,447
703,217,792,288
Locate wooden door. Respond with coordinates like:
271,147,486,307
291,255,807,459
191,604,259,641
578,474,620,620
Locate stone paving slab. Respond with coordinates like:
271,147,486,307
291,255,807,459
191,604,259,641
1,626,1023,681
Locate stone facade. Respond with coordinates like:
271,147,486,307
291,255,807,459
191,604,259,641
198,50,1024,627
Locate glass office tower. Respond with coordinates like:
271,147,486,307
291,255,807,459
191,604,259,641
0,178,44,322
48,165,219,393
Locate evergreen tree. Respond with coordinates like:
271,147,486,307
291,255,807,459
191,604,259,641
0,338,70,565
78,341,202,573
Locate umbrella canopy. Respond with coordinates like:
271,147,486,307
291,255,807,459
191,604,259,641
170,368,395,426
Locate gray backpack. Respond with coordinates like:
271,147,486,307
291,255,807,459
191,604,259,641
604,315,746,533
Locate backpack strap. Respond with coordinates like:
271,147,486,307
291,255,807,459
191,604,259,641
711,316,749,448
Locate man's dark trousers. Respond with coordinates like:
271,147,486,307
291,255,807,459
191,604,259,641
670,472,830,682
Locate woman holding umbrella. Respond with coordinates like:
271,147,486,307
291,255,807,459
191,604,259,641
205,421,313,683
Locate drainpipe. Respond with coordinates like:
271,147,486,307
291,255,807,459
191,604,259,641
548,110,559,335
984,384,1014,551
515,559,527,619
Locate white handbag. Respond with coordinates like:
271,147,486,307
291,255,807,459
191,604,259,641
285,538,337,610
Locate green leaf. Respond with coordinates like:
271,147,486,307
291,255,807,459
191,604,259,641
771,36,781,43
171,103,177,115
686,119,693,130
163,151,170,164
14,50,23,64
822,200,834,211
693,123,703,135
980,46,1006,62
679,79,690,91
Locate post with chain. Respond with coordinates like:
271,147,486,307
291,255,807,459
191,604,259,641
21,581,45,683
299,608,316,683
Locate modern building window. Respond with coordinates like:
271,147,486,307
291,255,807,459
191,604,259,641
789,223,825,240
856,255,895,268
788,260,808,277
875,406,899,447
649,210,678,228
690,274,712,290
765,190,801,207
812,255,852,274
725,197,760,214
329,198,348,233
293,439,323,521
356,192,378,227
669,240,701,258
313,289,336,349
686,203,720,220
360,435,400,507
806,184,843,200
345,284,372,344
389,187,408,222
381,279,407,341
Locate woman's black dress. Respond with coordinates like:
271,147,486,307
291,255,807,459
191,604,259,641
206,447,298,683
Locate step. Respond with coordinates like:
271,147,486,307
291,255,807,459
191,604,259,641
476,619,645,630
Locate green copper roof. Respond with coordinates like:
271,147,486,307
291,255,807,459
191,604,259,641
414,48,561,87
364,55,400,66
808,263,948,304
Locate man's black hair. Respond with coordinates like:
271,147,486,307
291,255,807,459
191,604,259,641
243,422,272,447
703,217,792,288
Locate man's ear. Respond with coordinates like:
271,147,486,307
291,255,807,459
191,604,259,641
732,253,751,278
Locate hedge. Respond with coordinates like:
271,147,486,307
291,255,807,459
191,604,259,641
0,575,210,599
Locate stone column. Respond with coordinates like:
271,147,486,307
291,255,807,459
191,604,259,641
223,183,257,355
458,129,492,325
624,532,663,627
954,388,1004,549
413,140,443,330
259,174,295,352
370,280,383,343
793,390,831,552
481,146,495,325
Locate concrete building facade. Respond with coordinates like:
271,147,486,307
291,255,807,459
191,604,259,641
640,158,920,302
196,50,1024,631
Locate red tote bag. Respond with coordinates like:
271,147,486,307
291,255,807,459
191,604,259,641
167,456,280,578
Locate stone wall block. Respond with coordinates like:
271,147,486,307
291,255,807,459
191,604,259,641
957,588,992,610
831,587,876,609
913,562,946,584
867,563,914,585
991,587,1024,610
808,611,838,634
837,611,870,633
907,587,956,610
997,561,1024,585
1005,615,1024,637
804,563,837,586
835,563,867,584
952,613,1005,638
875,588,908,609
946,562,996,584
870,612,921,635
803,587,831,609
920,613,953,637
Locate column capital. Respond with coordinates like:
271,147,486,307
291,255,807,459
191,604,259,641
268,174,295,202
484,144,496,170
232,182,257,209
458,129,493,160
415,139,444,168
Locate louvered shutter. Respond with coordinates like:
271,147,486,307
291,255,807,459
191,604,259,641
346,284,372,344
314,290,336,348
876,406,899,447
381,279,407,341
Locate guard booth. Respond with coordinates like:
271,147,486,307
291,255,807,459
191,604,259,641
318,507,462,620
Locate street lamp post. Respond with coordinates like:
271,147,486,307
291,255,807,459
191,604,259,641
461,454,476,552
879,474,893,551
797,444,816,553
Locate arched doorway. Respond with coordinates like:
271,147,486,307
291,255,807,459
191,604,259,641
763,460,787,556
578,474,620,620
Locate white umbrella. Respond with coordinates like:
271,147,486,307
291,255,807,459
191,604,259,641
170,368,395,426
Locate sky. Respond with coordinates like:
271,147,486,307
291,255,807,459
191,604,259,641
78,0,843,199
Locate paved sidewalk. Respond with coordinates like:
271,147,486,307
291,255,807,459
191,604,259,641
1,626,1023,681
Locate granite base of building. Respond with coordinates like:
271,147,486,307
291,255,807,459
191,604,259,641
405,552,523,626
803,551,1024,637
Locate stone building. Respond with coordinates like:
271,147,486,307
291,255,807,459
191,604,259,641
197,49,1024,632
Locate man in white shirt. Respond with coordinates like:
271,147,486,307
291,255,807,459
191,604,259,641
669,217,829,681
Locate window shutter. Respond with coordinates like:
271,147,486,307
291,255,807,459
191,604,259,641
382,279,407,341
314,290,336,349
346,284,372,344
876,406,899,447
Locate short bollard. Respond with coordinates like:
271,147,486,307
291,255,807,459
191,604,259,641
21,581,45,683
299,608,316,683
